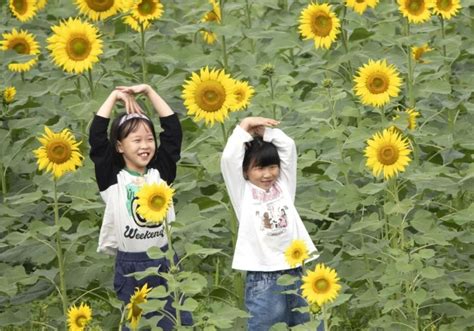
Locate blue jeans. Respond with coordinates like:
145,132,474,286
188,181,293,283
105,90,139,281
245,268,313,331
114,248,193,330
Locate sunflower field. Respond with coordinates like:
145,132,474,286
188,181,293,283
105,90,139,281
1,0,473,330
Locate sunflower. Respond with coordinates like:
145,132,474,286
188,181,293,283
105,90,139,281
136,182,174,223
127,283,152,330
432,0,461,20
126,0,163,24
200,0,221,45
9,0,37,22
353,59,402,108
284,240,310,268
394,108,420,130
123,15,152,31
411,44,432,63
33,127,83,179
398,0,434,23
1,28,40,73
301,263,341,306
75,0,122,21
299,3,341,49
37,0,47,10
345,0,379,14
229,80,254,112
365,128,412,180
67,302,92,331
3,86,17,104
47,18,103,74
182,67,237,126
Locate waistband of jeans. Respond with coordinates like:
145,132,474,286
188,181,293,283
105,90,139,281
246,267,303,280
116,244,169,262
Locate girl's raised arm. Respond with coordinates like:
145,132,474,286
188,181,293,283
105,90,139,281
116,84,173,118
96,89,142,118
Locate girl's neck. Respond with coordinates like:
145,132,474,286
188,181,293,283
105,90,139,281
124,167,146,176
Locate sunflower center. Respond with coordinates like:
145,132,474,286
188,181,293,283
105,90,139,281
85,0,114,12
377,144,399,165
437,0,452,10
47,141,72,164
407,0,424,15
311,12,332,37
235,90,244,103
131,303,142,318
12,40,30,54
66,37,92,61
75,316,87,327
356,0,365,3
206,11,219,22
367,73,389,94
292,249,302,259
138,0,155,15
313,278,329,293
12,0,27,14
150,194,165,211
195,80,226,113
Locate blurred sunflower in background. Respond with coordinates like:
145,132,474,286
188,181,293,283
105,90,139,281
229,80,254,112
432,0,461,19
345,0,379,15
36,0,47,10
33,127,83,179
200,0,221,45
354,59,402,108
75,0,122,21
393,108,420,131
9,0,37,22
1,28,40,73
299,3,340,49
301,263,341,306
365,128,412,180
2,86,17,104
398,0,434,23
136,182,174,223
411,44,432,63
67,302,92,331
47,18,103,74
284,240,309,268
182,67,237,126
127,283,152,330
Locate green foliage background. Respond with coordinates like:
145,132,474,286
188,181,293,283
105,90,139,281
1,0,473,330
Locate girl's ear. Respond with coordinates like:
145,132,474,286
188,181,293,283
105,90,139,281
116,141,124,153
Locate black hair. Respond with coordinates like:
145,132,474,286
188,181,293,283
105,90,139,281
109,112,158,168
242,136,280,177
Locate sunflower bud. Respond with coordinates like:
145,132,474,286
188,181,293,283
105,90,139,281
3,86,16,104
322,79,333,89
262,64,275,77
309,302,321,314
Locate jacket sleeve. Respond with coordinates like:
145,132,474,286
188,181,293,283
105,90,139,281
151,113,182,185
220,125,253,218
89,115,116,192
263,128,297,201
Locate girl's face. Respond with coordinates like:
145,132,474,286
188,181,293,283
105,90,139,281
245,164,280,191
116,122,156,174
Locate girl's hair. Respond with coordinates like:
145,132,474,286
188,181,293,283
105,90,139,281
242,136,280,175
109,112,158,168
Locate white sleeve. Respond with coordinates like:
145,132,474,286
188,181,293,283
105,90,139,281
263,128,297,201
220,125,253,218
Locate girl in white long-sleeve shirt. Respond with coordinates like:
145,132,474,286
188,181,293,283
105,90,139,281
220,117,319,331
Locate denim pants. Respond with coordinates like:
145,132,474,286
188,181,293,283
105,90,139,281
245,267,312,331
114,247,193,330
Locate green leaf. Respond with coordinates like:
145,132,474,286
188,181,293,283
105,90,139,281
276,274,298,286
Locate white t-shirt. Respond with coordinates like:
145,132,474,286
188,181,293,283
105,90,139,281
221,125,318,271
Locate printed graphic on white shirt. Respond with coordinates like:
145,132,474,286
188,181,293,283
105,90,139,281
252,183,289,237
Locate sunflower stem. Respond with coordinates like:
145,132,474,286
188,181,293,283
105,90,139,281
322,304,329,331
341,6,354,78
405,19,415,108
0,162,6,196
269,75,277,119
221,36,229,71
87,69,95,99
244,0,256,52
220,122,227,145
163,218,182,327
118,304,126,331
139,23,148,83
440,16,447,57
53,179,69,319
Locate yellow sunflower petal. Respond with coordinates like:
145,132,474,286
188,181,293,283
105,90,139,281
432,0,461,20
398,0,435,23
345,0,379,14
75,0,122,21
284,240,310,268
299,3,341,49
9,0,37,22
229,80,254,112
47,18,103,74
136,182,174,223
67,302,92,331
1,28,40,73
201,0,221,45
126,283,152,330
33,126,83,179
301,263,341,306
3,86,17,104
364,128,412,180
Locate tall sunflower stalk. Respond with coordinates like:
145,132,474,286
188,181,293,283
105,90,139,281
139,22,148,83
440,16,447,57
53,179,69,317
404,19,415,108
219,0,228,71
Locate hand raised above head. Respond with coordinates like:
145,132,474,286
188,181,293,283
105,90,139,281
115,84,151,96
114,90,143,114
239,117,280,135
